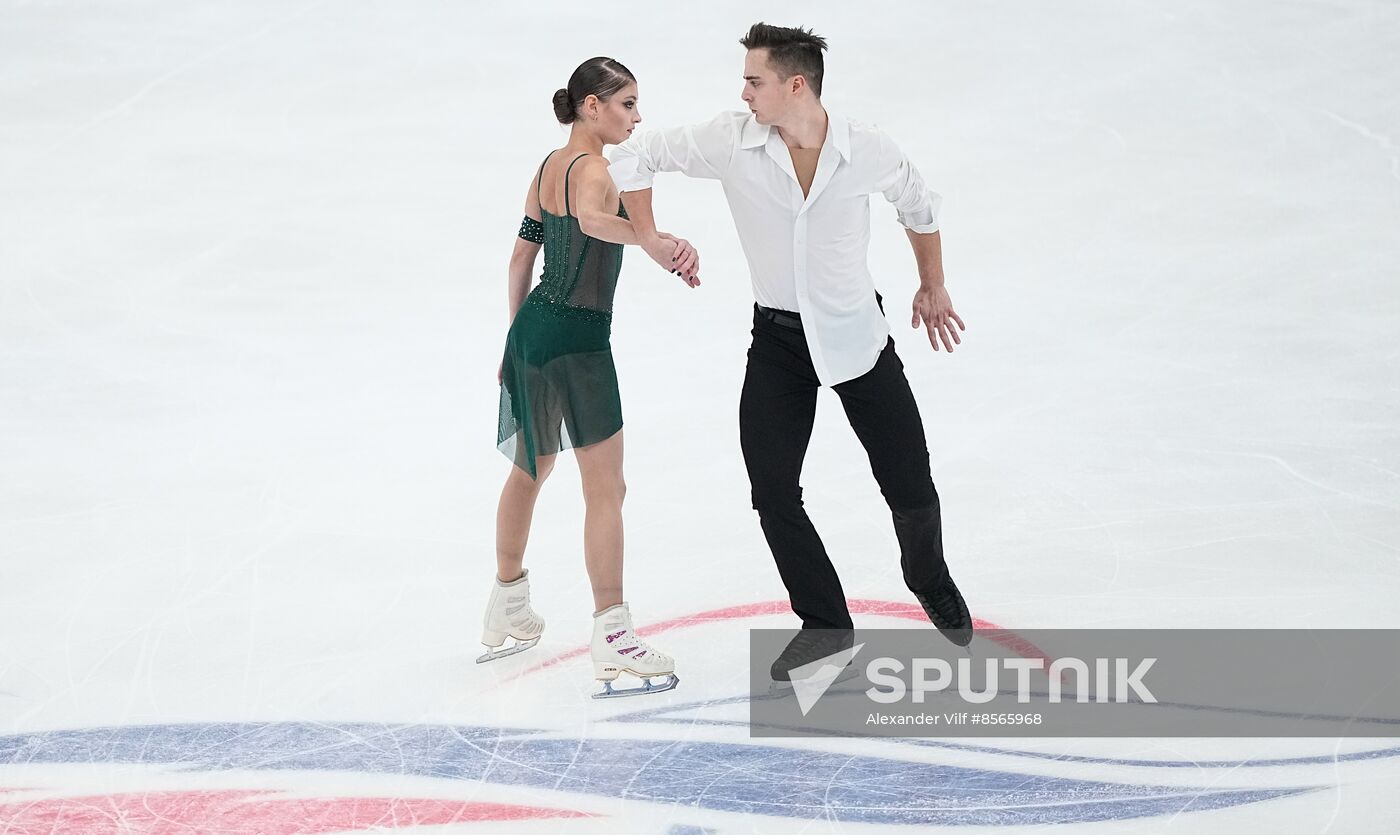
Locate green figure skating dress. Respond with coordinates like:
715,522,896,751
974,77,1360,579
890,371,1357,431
498,150,628,479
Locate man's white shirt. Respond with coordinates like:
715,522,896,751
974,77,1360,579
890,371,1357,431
607,109,941,386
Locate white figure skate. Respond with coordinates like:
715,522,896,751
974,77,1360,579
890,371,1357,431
590,602,679,698
477,569,545,663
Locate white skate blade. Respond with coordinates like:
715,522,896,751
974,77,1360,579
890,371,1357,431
475,636,540,664
768,662,860,699
591,673,679,699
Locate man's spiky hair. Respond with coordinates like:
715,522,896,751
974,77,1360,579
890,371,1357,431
739,22,828,97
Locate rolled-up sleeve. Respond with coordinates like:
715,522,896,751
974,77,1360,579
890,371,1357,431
873,129,941,234
607,111,744,192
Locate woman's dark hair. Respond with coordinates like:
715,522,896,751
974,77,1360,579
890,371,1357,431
738,22,828,97
552,57,636,125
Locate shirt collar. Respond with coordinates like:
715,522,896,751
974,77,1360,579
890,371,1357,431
740,109,851,162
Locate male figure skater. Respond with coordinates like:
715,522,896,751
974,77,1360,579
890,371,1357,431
611,22,973,681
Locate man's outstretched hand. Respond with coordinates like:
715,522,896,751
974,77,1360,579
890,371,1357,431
642,232,701,287
911,285,965,352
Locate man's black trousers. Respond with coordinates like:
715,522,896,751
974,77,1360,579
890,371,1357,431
739,303,953,630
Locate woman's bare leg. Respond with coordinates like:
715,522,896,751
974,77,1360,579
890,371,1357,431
575,431,625,613
495,453,556,582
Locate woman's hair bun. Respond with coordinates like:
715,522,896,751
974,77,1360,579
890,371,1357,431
552,88,575,124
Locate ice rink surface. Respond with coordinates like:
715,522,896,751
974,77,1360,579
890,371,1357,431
3,0,1399,832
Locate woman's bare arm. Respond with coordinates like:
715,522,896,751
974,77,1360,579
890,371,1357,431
506,169,544,323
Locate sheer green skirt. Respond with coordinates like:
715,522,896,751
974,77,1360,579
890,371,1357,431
497,294,623,479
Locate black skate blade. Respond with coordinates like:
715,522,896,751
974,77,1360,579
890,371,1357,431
475,636,541,664
935,626,975,649
592,673,679,699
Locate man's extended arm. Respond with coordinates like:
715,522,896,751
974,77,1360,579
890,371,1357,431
609,112,744,283
906,228,964,352
609,111,743,190
872,129,964,352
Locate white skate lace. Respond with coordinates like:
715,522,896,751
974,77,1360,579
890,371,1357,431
501,589,542,634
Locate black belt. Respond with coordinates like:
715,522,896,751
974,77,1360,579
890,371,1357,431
756,293,884,331
756,304,803,330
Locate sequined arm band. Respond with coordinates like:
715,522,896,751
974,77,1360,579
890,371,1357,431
517,215,544,243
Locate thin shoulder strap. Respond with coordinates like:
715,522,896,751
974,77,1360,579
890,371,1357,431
563,152,590,216
535,150,557,208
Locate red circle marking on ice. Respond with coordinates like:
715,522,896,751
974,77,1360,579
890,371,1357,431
505,599,1052,681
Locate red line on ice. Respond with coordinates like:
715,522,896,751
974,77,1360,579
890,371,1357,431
508,598,1052,680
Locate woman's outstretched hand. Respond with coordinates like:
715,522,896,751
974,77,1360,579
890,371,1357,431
645,232,701,287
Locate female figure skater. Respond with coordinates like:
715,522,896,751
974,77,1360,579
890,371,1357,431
478,57,699,698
